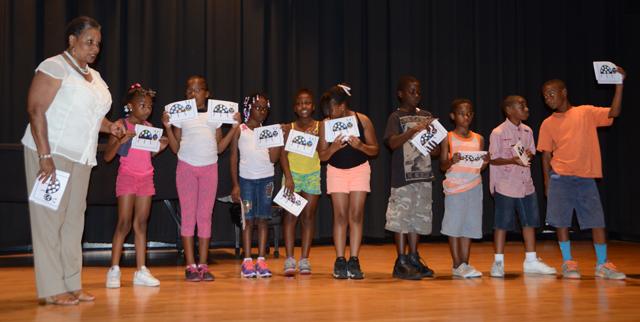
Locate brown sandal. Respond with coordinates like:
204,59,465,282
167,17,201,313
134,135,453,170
71,290,95,302
42,294,79,306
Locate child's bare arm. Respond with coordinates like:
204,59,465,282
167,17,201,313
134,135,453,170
608,66,625,118
318,120,346,161
347,113,379,157
230,129,241,202
103,120,134,162
479,136,490,171
268,146,282,163
217,113,241,153
541,151,553,196
161,111,180,153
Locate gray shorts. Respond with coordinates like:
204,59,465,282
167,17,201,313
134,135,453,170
385,182,433,235
441,184,483,239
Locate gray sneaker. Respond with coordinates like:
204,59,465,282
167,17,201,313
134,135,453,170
298,258,312,275
595,262,626,280
283,257,296,277
490,261,504,278
561,260,581,279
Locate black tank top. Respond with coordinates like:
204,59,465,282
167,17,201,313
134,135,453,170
328,113,369,169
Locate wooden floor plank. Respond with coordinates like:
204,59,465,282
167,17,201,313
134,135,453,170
0,240,639,322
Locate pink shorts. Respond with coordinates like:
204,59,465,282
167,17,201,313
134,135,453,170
326,162,371,194
115,171,155,197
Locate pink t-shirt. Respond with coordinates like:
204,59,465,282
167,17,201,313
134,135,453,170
119,119,153,176
489,119,535,198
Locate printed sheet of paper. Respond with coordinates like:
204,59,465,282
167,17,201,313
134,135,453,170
593,61,623,84
28,170,70,211
284,129,319,158
254,124,284,148
512,141,530,166
240,201,248,230
165,98,197,124
207,99,238,124
458,151,488,169
273,187,308,217
131,124,163,152
324,115,360,142
410,119,447,156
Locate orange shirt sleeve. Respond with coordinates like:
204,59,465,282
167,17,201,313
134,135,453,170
586,106,614,127
536,120,553,152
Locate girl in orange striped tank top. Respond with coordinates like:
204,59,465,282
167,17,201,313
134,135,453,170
439,99,489,278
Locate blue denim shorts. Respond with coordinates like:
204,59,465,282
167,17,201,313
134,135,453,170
493,192,540,231
546,172,605,229
239,176,274,220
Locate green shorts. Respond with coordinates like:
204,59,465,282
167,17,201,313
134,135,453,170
282,170,321,195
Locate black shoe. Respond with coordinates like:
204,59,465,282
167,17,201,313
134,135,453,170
333,257,348,279
408,252,434,278
392,255,423,280
347,256,365,279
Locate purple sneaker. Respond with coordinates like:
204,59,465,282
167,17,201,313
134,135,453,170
255,258,272,278
198,264,215,281
185,265,201,282
241,259,257,278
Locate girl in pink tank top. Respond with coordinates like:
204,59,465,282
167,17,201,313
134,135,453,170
103,84,168,288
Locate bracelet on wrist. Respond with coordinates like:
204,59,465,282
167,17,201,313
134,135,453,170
38,154,52,160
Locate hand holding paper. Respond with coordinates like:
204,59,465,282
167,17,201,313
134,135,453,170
164,99,197,124
593,61,624,84
273,187,308,216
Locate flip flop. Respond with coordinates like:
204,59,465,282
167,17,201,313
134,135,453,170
42,294,79,306
71,291,95,302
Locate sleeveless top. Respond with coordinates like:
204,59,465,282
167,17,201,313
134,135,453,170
287,121,321,174
443,131,482,195
118,119,154,176
239,124,275,179
328,113,369,169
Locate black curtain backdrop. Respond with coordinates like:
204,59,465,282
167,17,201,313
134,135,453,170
1,0,638,248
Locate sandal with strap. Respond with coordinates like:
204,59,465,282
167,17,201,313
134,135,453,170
71,290,95,302
42,293,79,306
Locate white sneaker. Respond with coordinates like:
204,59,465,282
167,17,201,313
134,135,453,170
133,266,160,287
490,261,505,278
106,266,121,288
464,264,483,278
452,263,467,278
523,258,557,275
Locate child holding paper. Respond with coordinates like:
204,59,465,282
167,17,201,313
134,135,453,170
318,83,379,279
104,84,168,288
162,75,240,282
279,89,321,276
538,69,626,279
384,76,439,280
439,98,489,278
230,93,281,278
488,95,556,278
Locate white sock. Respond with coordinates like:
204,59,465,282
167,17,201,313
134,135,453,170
110,265,120,271
257,256,266,261
243,257,253,262
525,252,537,262
494,254,504,263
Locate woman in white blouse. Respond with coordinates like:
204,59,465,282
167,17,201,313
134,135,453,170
22,16,124,305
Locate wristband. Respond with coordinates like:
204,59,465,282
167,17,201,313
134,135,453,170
38,154,52,159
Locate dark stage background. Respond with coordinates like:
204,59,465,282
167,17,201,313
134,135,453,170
1,0,639,249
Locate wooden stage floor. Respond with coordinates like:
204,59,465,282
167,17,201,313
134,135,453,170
0,240,639,322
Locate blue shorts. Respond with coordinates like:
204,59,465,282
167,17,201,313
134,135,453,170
546,172,605,229
441,184,483,239
239,176,274,220
493,192,540,231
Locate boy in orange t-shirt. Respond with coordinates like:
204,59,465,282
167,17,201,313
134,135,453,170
537,67,626,280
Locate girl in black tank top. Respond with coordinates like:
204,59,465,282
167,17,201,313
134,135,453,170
317,84,380,280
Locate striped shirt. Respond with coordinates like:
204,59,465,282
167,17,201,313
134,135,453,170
443,131,483,195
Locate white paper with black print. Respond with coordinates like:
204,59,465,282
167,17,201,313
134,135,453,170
164,98,198,124
254,124,284,148
29,170,70,211
207,99,238,124
131,124,163,152
457,151,487,169
410,119,447,156
273,187,308,217
324,115,360,142
512,141,530,166
593,61,623,84
284,129,319,158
